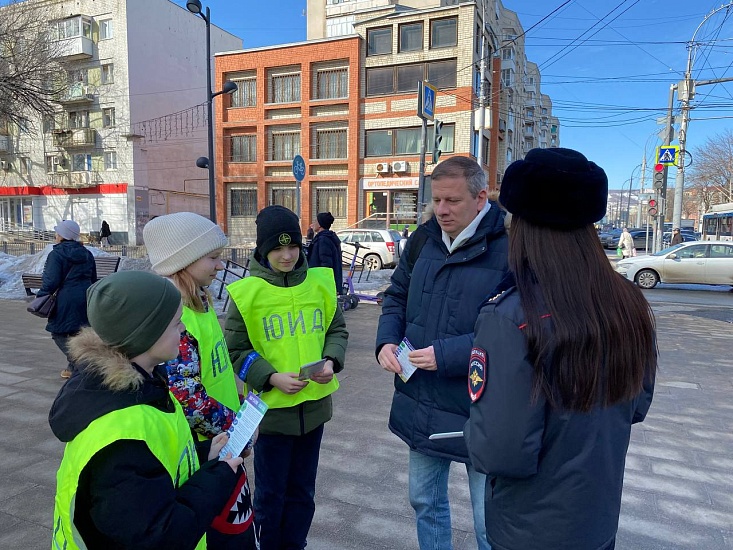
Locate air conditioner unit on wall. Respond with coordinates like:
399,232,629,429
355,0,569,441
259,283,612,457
376,162,391,174
392,161,408,173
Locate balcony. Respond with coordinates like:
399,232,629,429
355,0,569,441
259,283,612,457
54,35,94,60
52,127,96,148
57,84,96,106
49,171,96,188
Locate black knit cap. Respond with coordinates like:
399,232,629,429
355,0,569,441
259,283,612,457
256,205,303,258
317,211,334,230
500,147,608,229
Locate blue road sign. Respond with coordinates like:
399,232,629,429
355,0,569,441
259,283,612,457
419,81,437,121
292,154,306,181
656,145,679,166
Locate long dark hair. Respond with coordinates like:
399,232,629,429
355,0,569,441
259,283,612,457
509,217,657,412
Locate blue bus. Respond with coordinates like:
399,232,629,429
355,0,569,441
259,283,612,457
702,203,733,241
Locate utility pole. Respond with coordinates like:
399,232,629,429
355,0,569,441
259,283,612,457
475,0,487,167
636,154,647,228
673,2,733,230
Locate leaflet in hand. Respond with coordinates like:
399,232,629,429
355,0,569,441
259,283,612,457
298,358,327,381
219,392,268,459
394,338,418,382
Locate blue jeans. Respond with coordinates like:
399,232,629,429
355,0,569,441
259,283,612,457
253,424,324,550
409,449,491,550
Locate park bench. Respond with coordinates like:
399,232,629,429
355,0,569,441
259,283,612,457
21,255,121,296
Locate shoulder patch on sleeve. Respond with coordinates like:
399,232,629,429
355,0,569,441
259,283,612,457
468,347,487,403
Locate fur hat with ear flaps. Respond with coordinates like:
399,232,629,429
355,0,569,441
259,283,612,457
499,147,608,230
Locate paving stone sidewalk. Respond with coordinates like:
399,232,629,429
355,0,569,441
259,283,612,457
0,296,731,549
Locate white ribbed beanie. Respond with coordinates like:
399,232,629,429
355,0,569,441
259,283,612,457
143,212,228,276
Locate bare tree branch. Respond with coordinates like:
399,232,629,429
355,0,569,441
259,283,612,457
687,129,733,212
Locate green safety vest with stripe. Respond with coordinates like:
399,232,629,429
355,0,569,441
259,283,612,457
181,304,241,414
52,397,205,550
227,267,339,409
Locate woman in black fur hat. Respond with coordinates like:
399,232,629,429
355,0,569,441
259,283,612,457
465,147,657,550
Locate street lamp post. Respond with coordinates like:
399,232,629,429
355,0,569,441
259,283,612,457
187,0,237,223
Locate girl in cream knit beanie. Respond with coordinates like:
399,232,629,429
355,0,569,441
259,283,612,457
142,213,257,547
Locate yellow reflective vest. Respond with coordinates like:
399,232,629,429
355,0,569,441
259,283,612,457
181,305,240,412
52,398,205,550
227,268,339,409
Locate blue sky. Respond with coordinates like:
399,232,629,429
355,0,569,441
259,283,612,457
172,0,733,190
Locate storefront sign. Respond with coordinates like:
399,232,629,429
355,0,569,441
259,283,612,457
362,177,418,190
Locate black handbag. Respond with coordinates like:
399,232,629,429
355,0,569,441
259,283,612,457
27,270,69,318
27,291,58,318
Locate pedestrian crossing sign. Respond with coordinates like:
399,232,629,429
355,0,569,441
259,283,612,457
656,145,679,166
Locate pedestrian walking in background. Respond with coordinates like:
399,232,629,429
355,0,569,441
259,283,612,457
306,223,315,243
308,211,343,295
224,205,348,550
465,147,656,550
671,228,683,245
99,220,111,248
37,220,96,379
49,271,243,549
402,225,409,239
618,227,635,258
143,212,257,549
376,156,508,550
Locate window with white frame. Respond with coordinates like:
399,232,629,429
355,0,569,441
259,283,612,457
104,151,117,170
100,19,113,40
268,69,301,103
68,110,89,128
314,126,347,159
19,157,30,176
230,135,256,162
102,64,114,84
501,69,513,87
103,108,115,127
316,67,348,99
231,76,256,107
53,17,91,40
269,128,300,161
502,47,513,60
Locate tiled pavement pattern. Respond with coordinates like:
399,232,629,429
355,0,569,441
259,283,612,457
0,295,731,549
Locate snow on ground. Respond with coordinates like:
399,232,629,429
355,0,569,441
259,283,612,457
0,246,394,310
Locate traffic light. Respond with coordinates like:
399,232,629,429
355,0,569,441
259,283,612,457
432,120,443,164
653,163,665,191
648,198,658,218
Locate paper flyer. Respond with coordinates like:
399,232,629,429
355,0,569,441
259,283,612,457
298,358,327,381
219,392,268,459
394,337,418,382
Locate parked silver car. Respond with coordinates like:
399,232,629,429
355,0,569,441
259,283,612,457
615,241,733,289
337,229,402,270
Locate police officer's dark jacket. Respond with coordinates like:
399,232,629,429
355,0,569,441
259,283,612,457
376,203,508,462
465,286,655,550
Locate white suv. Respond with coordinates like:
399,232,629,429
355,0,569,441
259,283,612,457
336,229,403,270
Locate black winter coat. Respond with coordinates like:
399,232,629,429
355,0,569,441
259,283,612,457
376,204,508,462
38,240,96,335
307,229,343,295
49,329,238,549
465,287,655,550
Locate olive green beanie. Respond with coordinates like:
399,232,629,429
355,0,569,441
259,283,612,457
86,271,181,358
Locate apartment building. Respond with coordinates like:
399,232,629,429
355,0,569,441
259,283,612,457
0,0,240,244
214,36,361,242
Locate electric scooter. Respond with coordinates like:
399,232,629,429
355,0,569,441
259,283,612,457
339,241,384,311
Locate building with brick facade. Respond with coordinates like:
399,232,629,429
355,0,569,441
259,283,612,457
214,35,361,240
0,0,240,244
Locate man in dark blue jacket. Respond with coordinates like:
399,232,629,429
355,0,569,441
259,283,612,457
308,211,343,295
376,156,508,550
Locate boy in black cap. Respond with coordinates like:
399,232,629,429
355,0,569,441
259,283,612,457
224,205,349,550
308,211,343,294
49,271,243,549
